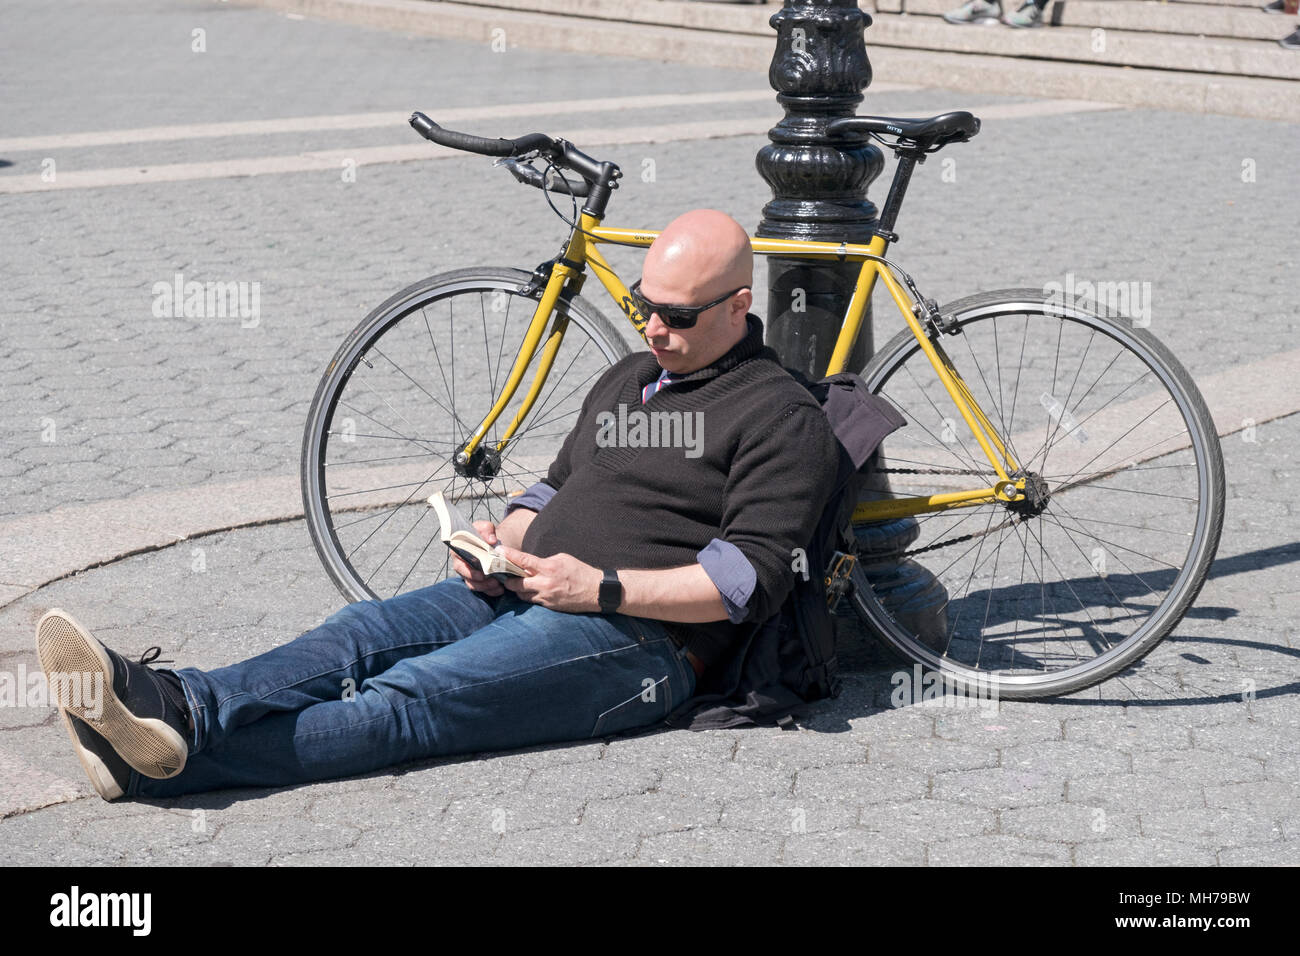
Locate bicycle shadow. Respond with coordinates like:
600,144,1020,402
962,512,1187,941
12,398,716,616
823,540,1300,725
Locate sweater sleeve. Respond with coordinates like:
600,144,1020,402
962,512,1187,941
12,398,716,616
717,400,839,626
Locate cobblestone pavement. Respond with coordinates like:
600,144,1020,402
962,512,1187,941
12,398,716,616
0,0,1297,865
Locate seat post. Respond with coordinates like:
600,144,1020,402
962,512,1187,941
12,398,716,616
877,152,920,238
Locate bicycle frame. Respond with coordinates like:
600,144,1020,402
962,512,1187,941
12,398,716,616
453,211,1028,524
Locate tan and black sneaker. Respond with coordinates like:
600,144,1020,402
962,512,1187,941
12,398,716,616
36,609,191,798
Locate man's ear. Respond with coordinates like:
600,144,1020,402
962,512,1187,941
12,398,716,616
732,287,753,321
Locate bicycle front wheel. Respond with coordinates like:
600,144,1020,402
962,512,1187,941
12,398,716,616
848,288,1225,699
302,267,631,603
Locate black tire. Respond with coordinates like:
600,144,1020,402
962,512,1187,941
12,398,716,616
847,288,1225,699
301,267,631,603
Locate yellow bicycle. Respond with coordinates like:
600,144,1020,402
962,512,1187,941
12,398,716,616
301,108,1225,699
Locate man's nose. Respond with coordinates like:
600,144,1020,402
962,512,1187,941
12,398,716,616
644,308,669,338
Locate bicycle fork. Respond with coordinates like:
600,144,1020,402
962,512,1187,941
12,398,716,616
451,222,596,475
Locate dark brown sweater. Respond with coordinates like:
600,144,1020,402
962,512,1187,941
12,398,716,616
521,315,839,667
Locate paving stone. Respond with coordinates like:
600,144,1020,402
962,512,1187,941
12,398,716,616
346,826,500,866
1067,772,1206,811
934,707,1065,745
1217,843,1300,866
1203,780,1299,811
716,797,859,836
866,736,999,773
1062,714,1194,751
1001,803,1140,843
1074,838,1217,866
442,790,589,835
930,767,1066,809
927,834,1071,866
525,760,662,802
1001,740,1133,777
1128,749,1266,783
0,798,157,865
391,756,533,800
729,727,868,771
782,828,927,866
857,798,998,842
1138,806,1285,848
602,729,739,768
794,763,932,806
583,791,722,836
635,827,783,866
307,787,448,833
497,823,639,865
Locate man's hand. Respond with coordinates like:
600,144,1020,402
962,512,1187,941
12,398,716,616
500,547,602,613
452,520,509,597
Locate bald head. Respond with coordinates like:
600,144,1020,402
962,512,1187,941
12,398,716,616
642,209,753,301
638,210,755,375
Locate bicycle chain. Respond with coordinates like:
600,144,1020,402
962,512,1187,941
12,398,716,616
878,466,990,476
895,515,1021,558
867,466,1018,557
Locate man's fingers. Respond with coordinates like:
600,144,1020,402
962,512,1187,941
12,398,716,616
499,546,537,575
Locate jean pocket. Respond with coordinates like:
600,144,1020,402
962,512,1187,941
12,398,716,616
591,672,673,738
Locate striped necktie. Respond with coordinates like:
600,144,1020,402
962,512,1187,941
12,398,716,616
641,368,675,404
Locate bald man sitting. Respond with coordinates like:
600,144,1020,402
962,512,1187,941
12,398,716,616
37,209,840,800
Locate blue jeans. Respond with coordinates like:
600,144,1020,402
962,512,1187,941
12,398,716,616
127,578,697,797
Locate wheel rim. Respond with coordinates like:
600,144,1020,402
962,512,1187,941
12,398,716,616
853,295,1223,697
304,276,626,601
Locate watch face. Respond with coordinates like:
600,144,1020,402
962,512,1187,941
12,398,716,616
600,571,621,612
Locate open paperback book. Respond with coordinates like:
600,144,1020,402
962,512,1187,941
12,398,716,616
427,491,528,579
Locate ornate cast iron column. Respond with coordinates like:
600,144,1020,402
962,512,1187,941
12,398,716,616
756,0,881,380
757,0,947,649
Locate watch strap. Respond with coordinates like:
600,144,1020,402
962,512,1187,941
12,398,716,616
598,568,622,614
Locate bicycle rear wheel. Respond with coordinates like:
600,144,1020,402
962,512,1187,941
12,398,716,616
848,288,1225,699
301,267,630,603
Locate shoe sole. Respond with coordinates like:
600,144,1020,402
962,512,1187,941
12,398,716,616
35,609,187,780
942,16,1002,24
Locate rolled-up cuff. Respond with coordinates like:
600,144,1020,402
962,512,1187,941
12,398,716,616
698,538,757,624
505,481,556,516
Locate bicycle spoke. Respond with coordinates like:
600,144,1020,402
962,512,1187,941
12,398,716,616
307,275,628,606
856,295,1221,698
900,363,990,474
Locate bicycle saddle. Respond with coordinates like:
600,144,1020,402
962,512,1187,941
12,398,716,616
828,111,981,147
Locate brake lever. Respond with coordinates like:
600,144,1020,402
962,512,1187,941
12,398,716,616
495,157,588,196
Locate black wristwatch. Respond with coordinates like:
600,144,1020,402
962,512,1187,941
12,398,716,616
598,569,623,614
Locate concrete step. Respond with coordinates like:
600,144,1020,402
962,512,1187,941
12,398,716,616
872,0,1299,41
439,0,1300,78
235,0,1300,121
867,11,1300,79
1168,0,1285,8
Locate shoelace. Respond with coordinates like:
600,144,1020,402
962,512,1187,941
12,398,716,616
134,647,188,720
138,647,175,667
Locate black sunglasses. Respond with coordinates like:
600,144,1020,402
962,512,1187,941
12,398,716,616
628,279,748,330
